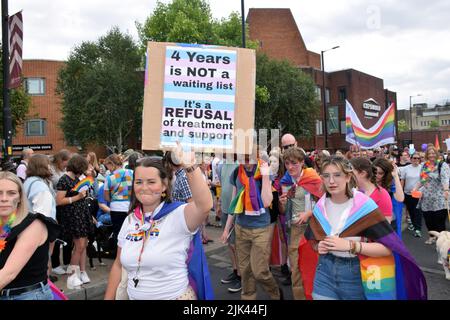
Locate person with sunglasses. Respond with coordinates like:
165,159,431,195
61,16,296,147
281,133,314,168
400,153,423,237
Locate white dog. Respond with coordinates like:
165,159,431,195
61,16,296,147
429,231,450,280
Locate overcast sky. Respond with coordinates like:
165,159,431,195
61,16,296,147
8,0,450,109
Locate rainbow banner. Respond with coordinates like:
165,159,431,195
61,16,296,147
346,100,396,149
71,176,94,193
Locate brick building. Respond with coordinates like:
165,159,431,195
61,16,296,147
247,8,397,150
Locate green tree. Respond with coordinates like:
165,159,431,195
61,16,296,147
398,119,409,132
0,49,31,135
429,120,439,128
57,27,143,153
255,53,319,136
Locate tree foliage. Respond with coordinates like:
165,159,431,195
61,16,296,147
255,54,319,136
0,49,31,134
57,27,143,153
398,119,409,132
429,120,439,128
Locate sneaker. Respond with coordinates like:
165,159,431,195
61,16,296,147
52,266,67,275
227,280,242,293
221,272,238,284
407,224,415,231
414,230,422,238
80,271,91,284
66,273,83,289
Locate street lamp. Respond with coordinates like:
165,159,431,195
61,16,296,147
409,94,422,144
241,0,246,48
321,46,340,149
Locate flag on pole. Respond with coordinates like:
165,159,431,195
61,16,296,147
435,134,440,150
345,100,396,149
8,11,23,89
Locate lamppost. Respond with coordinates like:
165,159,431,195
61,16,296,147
321,46,340,149
241,0,245,48
409,94,422,144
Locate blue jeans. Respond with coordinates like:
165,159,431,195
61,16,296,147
312,254,366,300
0,282,53,300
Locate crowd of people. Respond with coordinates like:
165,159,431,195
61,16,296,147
0,135,448,300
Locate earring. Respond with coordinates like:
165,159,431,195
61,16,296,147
161,192,166,198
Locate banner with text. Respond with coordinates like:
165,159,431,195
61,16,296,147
142,42,256,153
162,45,236,149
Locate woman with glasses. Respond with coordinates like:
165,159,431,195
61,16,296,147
305,156,426,300
400,153,423,237
411,146,449,244
104,143,214,300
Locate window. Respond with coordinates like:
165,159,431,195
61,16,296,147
340,120,347,134
315,87,322,101
316,120,323,135
25,119,46,136
338,87,347,101
325,88,330,103
25,78,45,95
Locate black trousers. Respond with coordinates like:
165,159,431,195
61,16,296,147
51,210,73,268
110,211,128,254
422,209,448,233
404,194,422,231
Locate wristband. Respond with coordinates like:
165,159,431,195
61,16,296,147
69,197,72,204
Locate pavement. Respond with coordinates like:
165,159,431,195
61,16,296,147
55,211,450,300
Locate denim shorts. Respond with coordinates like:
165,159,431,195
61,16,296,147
312,253,366,300
0,282,53,300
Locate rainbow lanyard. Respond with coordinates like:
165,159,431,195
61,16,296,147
133,207,156,288
0,212,16,253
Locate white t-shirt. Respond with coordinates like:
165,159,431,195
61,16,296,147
324,198,360,258
16,162,27,180
400,164,422,194
118,203,196,300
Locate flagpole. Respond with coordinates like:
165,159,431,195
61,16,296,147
2,0,13,160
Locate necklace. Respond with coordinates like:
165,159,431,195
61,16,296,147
0,212,16,253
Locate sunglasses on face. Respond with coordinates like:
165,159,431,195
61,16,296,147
412,157,420,160
282,144,295,150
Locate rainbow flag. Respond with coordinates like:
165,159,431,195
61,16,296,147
346,100,396,149
71,176,94,192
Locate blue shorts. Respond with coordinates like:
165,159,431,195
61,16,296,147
312,254,366,300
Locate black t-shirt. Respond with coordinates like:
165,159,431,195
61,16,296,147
0,213,60,289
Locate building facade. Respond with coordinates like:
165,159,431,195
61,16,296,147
247,8,397,150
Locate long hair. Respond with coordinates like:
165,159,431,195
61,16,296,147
321,156,356,199
51,149,71,171
372,158,393,190
350,157,379,189
128,158,173,214
87,152,100,172
0,172,29,227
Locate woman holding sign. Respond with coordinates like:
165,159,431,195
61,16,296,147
55,154,93,289
104,142,214,300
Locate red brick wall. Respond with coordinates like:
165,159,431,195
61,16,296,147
248,8,320,69
13,60,78,156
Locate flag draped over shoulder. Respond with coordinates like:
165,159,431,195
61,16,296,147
134,202,214,300
8,11,23,89
305,191,427,300
345,100,396,149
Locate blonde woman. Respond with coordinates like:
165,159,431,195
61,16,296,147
0,172,60,300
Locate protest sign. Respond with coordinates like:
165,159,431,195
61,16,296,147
142,42,255,154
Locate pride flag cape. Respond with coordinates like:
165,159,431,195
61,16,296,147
71,176,94,192
279,168,324,199
305,191,427,300
346,100,396,149
134,202,214,300
228,162,265,215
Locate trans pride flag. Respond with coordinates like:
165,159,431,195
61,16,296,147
346,100,396,149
